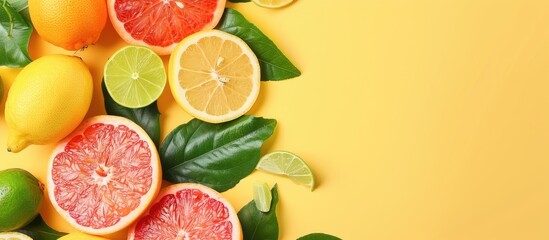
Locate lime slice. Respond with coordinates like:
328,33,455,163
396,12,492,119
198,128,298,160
256,151,315,191
253,181,272,212
0,232,33,240
252,0,294,8
104,45,166,108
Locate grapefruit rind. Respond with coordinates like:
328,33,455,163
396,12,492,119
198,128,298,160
107,0,226,55
128,183,243,240
47,115,161,235
168,30,261,123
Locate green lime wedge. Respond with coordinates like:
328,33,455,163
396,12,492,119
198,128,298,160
256,151,315,191
253,181,272,212
104,46,166,108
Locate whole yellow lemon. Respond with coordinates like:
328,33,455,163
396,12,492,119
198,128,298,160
5,55,93,153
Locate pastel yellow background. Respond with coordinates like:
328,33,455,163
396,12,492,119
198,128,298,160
2,0,549,239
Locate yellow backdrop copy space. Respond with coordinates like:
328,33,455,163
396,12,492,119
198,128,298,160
2,0,549,239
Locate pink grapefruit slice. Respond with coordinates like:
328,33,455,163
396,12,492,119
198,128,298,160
107,0,226,55
128,183,243,240
47,115,161,235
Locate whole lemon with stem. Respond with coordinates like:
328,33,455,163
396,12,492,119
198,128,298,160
5,55,93,153
28,0,107,50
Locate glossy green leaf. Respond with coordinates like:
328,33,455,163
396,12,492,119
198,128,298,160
297,233,342,240
217,8,301,81
16,215,67,240
6,0,30,24
159,115,276,192
0,0,32,68
102,79,161,146
238,184,279,240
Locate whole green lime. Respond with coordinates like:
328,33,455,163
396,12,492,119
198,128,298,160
0,168,44,231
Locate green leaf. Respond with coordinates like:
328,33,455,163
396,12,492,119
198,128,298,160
16,215,67,240
159,115,277,192
297,233,342,240
0,0,32,68
238,184,279,240
102,79,161,146
6,0,30,24
217,8,301,81
228,0,251,2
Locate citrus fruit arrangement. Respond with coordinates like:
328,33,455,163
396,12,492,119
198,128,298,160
0,0,341,239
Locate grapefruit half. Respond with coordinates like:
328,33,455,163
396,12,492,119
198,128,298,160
47,115,161,235
107,0,226,55
128,183,242,240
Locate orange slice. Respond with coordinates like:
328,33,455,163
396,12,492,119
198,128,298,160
168,30,261,123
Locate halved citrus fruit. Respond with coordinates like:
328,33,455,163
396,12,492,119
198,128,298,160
252,0,294,8
168,30,261,123
128,183,242,240
47,115,161,235
107,0,226,55
104,46,166,108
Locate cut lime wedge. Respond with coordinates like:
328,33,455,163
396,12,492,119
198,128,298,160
253,181,272,212
256,151,315,191
104,46,166,108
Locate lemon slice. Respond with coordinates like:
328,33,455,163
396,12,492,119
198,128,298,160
0,232,33,240
253,181,272,212
252,0,294,8
104,46,166,108
256,151,315,191
168,30,260,123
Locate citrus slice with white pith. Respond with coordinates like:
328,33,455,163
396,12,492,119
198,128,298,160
168,30,261,123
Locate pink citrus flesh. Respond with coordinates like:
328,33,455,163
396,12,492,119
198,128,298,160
128,183,242,240
47,115,161,235
107,0,226,55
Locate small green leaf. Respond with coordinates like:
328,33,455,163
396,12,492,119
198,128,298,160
102,79,161,146
159,115,277,192
238,184,279,240
16,215,67,240
0,0,32,68
297,233,342,240
217,8,301,81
